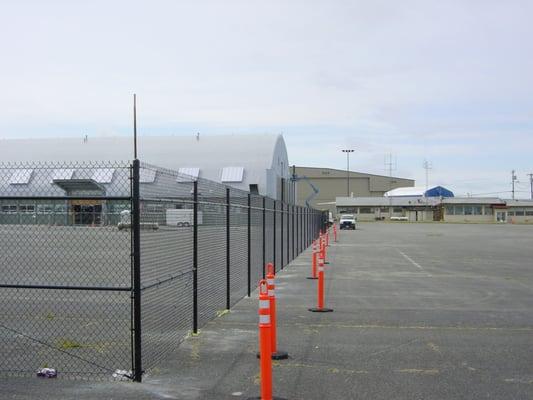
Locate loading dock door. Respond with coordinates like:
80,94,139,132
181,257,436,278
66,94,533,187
71,200,102,225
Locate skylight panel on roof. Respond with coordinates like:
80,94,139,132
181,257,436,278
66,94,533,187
92,168,115,183
177,167,200,183
10,169,33,184
221,167,244,183
52,169,75,181
140,168,157,183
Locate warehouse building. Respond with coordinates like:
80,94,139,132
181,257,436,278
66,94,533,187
442,198,533,224
0,134,292,201
336,196,441,222
336,195,533,224
293,166,414,211
0,134,293,226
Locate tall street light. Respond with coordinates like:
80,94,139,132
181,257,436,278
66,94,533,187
342,149,355,196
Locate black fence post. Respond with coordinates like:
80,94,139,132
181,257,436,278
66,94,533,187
262,196,266,279
297,207,300,256
247,193,251,297
131,159,142,382
301,207,304,251
193,181,198,334
305,208,308,248
226,187,230,310
280,202,284,269
273,200,277,271
292,205,295,261
286,203,290,266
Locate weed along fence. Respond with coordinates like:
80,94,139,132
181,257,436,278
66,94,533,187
0,160,327,381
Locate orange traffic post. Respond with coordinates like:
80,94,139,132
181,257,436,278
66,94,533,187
249,280,287,400
321,233,328,265
258,263,288,360
326,228,330,247
306,240,318,280
308,256,333,313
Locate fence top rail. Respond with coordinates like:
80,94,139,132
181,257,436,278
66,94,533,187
0,196,132,201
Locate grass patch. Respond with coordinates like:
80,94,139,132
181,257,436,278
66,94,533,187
57,338,84,350
216,309,230,318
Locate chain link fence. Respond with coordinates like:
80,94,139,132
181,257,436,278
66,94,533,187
0,159,327,382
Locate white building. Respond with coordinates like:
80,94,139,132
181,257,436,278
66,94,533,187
0,134,292,201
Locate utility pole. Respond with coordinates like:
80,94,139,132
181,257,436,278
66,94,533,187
423,160,432,221
423,160,432,194
527,173,533,200
511,170,518,200
385,154,397,214
133,93,138,159
341,149,355,196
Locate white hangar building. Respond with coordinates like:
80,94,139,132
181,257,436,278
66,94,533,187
0,134,292,202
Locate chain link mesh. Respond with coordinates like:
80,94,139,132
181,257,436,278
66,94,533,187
0,160,325,381
0,161,133,380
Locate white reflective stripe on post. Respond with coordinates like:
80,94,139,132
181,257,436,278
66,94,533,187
268,289,274,297
259,315,271,324
267,279,274,285
318,266,324,272
259,299,270,309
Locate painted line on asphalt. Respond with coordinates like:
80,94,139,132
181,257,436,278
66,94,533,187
396,249,431,276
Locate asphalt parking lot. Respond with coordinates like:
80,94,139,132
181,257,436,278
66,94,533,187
2,222,533,399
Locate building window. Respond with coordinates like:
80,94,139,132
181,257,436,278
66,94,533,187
526,211,533,216
464,206,473,215
508,211,515,216
484,207,493,215
55,204,67,214
393,207,403,213
1,205,17,213
473,206,482,215
445,205,454,215
37,205,54,214
515,210,525,216
380,207,389,213
19,205,35,213
454,206,464,215
359,207,373,214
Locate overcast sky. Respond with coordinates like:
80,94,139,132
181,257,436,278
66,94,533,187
1,0,532,197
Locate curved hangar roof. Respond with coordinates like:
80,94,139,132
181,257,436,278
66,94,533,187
385,185,454,198
0,134,289,198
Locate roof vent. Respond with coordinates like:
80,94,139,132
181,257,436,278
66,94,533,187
9,169,33,184
177,167,200,182
221,167,244,183
92,168,115,183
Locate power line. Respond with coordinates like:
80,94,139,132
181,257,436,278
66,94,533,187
528,173,533,200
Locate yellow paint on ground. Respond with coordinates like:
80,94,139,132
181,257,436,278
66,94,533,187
215,320,533,332
427,342,441,354
276,361,368,375
504,378,533,384
397,368,439,375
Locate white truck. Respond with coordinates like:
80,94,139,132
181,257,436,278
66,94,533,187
339,214,357,230
166,209,203,227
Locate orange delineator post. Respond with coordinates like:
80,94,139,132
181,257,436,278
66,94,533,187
258,279,272,399
307,240,318,280
333,224,337,242
309,256,333,313
249,280,287,400
266,263,288,360
321,233,328,264
326,229,330,247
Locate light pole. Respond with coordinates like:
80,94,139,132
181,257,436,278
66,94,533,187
341,149,354,196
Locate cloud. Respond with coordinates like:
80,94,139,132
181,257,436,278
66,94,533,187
0,0,532,197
